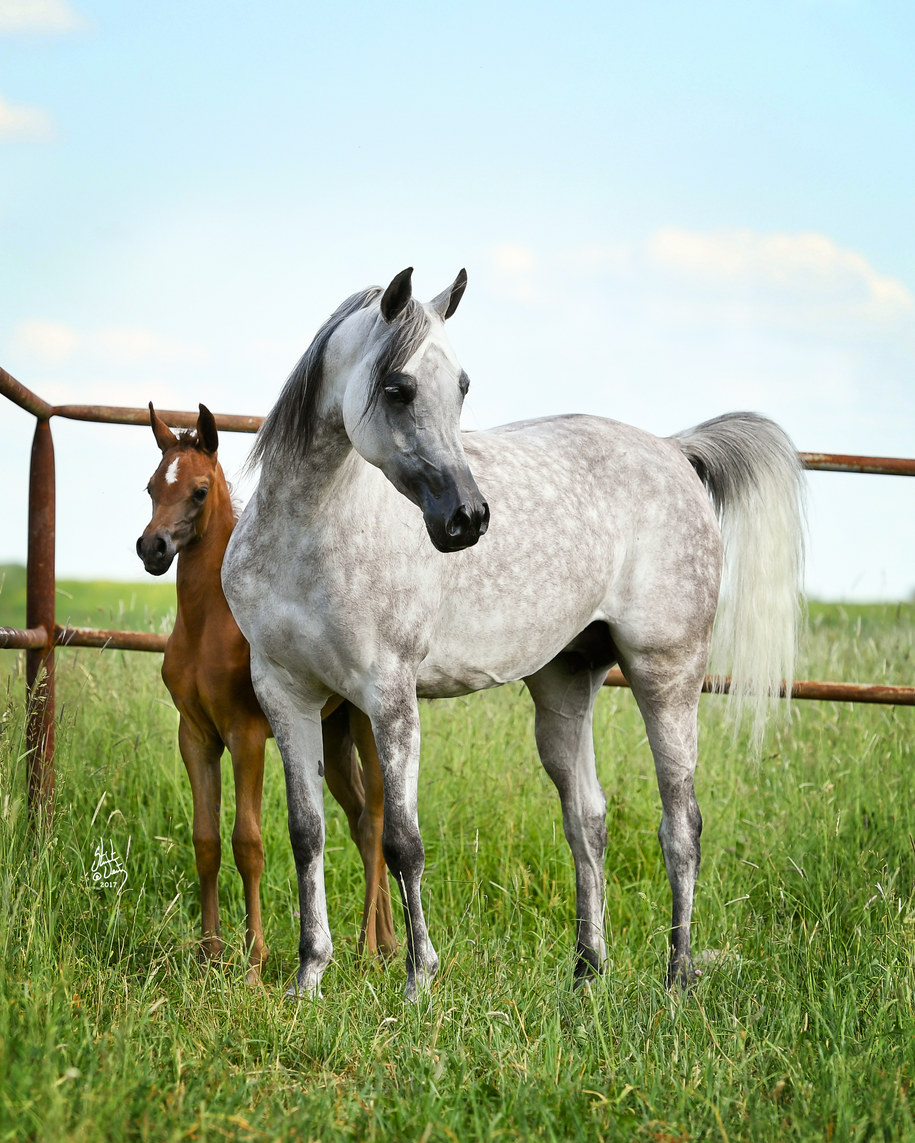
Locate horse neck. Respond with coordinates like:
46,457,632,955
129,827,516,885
174,465,236,620
257,417,359,514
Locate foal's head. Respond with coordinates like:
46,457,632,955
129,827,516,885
136,403,226,575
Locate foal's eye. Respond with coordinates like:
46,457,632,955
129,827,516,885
145,484,152,497
192,486,209,504
383,373,417,405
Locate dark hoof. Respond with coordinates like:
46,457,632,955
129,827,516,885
573,950,604,989
666,958,701,991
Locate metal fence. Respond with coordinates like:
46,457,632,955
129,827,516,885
3,365,913,819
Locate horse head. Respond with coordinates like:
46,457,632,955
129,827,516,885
137,403,222,575
340,268,490,553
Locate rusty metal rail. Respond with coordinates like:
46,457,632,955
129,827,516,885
2,365,913,820
604,669,915,706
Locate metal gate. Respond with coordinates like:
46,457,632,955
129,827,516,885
3,365,913,819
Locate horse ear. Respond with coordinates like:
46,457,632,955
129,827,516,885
380,267,414,322
429,268,467,321
149,403,178,453
196,404,219,455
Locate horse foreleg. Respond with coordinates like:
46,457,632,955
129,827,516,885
178,717,224,961
626,654,704,990
251,663,331,997
372,693,436,1001
227,723,269,984
525,658,609,984
347,705,396,958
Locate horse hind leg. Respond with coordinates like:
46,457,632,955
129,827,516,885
624,648,705,989
226,722,269,985
525,654,609,985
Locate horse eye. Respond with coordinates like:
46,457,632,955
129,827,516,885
192,486,209,504
459,371,470,397
146,484,152,497
383,374,416,405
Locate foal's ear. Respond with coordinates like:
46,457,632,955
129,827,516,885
149,403,179,453
196,404,219,455
429,268,468,321
380,266,414,322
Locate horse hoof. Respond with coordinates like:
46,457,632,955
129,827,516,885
284,983,322,1001
197,941,223,965
285,966,324,1000
403,962,437,1002
666,961,701,991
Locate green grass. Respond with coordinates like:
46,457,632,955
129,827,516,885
0,563,177,634
1,587,913,1141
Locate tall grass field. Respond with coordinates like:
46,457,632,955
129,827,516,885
1,566,913,1141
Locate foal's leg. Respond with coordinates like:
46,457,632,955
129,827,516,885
370,692,436,1001
321,702,392,957
625,652,705,989
347,705,396,958
525,658,609,983
226,722,269,984
251,662,332,997
320,703,371,946
178,717,224,960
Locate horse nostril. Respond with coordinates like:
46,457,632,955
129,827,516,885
478,501,490,533
136,537,144,557
446,505,472,538
154,536,167,557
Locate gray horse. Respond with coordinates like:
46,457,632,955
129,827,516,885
222,267,805,1000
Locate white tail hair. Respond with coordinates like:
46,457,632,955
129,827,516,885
673,412,806,746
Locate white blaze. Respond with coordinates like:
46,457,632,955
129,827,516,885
165,457,180,485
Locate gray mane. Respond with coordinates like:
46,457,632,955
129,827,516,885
248,286,431,473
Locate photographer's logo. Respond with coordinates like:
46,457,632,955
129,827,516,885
91,838,128,891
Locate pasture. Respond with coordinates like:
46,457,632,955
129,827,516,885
1,574,913,1141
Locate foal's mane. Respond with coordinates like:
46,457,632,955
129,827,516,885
247,286,431,473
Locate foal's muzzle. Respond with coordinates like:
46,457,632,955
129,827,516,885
136,531,177,576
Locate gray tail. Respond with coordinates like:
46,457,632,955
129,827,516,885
673,412,806,745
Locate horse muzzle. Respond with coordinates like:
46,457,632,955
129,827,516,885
424,495,490,553
136,531,178,576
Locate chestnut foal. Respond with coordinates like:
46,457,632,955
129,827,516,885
137,403,394,982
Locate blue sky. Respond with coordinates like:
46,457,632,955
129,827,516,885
1,0,913,600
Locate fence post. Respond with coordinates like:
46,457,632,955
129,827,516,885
26,417,56,819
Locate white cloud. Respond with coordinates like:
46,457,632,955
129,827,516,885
486,243,544,303
0,93,54,140
38,379,190,409
648,227,914,323
0,0,85,33
14,320,78,360
492,243,537,275
14,320,209,367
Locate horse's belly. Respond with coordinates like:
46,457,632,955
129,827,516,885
414,651,533,698
414,603,584,697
